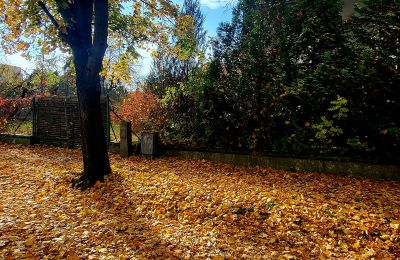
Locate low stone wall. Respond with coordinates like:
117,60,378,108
164,150,400,180
0,134,33,145
1,136,398,179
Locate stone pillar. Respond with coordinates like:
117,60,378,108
141,131,159,158
120,121,132,157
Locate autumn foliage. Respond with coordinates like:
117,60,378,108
0,143,400,258
0,97,32,132
119,90,166,134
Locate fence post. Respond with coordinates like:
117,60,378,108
32,97,36,144
120,121,132,157
106,95,110,149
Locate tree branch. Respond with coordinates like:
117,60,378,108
38,1,60,29
88,0,109,76
93,0,109,56
38,1,72,44
138,0,176,24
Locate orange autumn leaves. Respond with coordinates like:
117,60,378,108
0,142,399,258
0,97,31,131
119,90,166,134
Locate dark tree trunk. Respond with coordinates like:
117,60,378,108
73,48,111,187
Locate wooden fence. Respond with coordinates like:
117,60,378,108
32,96,109,148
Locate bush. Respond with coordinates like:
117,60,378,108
0,97,32,133
120,90,166,135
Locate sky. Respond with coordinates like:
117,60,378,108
196,0,234,37
1,0,234,79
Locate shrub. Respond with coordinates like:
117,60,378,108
120,90,166,135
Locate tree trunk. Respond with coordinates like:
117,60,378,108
72,47,111,188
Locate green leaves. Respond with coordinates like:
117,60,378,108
148,0,399,162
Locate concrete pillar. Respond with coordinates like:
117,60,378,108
141,131,159,158
120,121,132,157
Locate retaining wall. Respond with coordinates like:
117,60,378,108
1,136,398,179
164,149,400,179
0,134,33,145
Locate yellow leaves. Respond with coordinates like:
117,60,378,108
389,219,400,229
359,224,369,232
57,185,67,193
342,228,350,235
352,239,360,249
323,249,332,257
25,236,36,247
382,239,393,250
79,208,91,217
328,230,336,238
269,237,278,244
150,50,158,58
133,2,142,11
339,241,348,250
211,256,224,260
1,143,400,258
16,42,27,51
361,248,376,258
0,0,61,54
102,51,136,86
0,0,175,66
96,246,107,253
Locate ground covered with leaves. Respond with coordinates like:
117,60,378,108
0,143,399,259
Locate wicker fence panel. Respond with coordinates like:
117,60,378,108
33,97,109,148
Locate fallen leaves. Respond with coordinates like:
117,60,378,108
0,142,399,258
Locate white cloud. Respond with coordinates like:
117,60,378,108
137,48,153,77
200,0,232,9
0,50,68,74
0,53,35,73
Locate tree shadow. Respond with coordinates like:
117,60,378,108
83,172,181,259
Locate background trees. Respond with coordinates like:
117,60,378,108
139,0,399,162
139,0,207,144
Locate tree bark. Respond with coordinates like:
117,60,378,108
73,49,111,188
68,0,111,188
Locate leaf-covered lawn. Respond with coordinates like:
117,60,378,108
0,143,399,259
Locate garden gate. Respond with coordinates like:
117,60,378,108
32,96,110,148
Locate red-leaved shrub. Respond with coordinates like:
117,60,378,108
120,90,166,134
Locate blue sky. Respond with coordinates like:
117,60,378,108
190,0,233,37
1,0,234,78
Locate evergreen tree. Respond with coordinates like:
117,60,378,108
146,0,207,95
178,0,207,81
